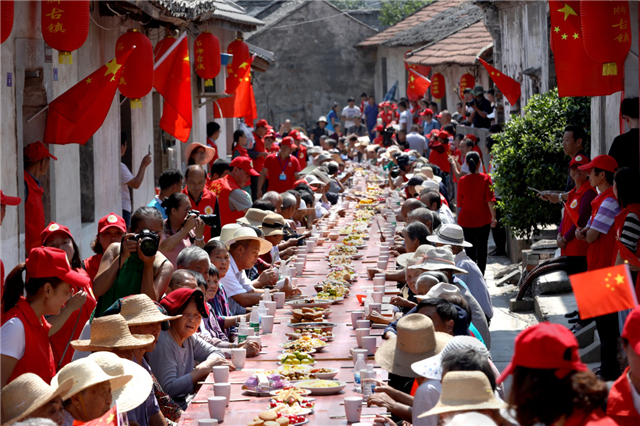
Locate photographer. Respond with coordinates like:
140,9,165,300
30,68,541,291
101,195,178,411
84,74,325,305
389,154,413,190
93,207,174,315
159,193,206,268
467,85,493,129
182,165,220,242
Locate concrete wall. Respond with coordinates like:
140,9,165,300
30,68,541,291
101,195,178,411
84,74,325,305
248,0,377,131
375,46,410,102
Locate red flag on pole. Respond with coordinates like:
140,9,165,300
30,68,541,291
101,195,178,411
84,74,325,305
563,201,581,227
478,58,521,105
43,49,132,145
407,69,431,101
616,240,640,269
213,56,256,123
569,264,637,319
154,36,192,142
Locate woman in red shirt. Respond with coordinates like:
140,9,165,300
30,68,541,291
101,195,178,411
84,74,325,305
231,130,249,159
456,151,496,275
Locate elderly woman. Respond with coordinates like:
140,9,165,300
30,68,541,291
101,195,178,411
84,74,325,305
148,288,233,409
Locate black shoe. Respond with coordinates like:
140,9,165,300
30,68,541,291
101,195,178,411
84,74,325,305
489,249,508,257
568,317,581,324
565,310,579,319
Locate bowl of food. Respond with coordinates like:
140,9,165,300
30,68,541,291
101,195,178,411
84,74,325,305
287,322,338,334
328,232,340,241
278,352,316,366
308,367,339,380
295,379,348,396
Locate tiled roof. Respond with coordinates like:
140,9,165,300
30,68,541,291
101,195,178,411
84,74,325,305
405,21,492,66
152,0,264,29
357,0,466,47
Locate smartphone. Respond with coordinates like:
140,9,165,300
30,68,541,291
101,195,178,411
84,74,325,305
148,145,151,155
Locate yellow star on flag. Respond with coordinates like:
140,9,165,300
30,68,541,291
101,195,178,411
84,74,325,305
86,77,92,84
572,33,579,39
239,62,249,69
104,58,122,77
107,413,115,423
184,55,189,61
558,3,577,21
490,71,494,75
562,33,568,40
615,274,625,285
496,73,500,76
554,26,560,33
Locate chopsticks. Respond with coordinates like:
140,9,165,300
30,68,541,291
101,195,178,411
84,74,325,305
330,414,391,419
193,398,250,404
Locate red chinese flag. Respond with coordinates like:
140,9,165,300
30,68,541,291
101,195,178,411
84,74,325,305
404,52,431,78
407,69,431,102
563,201,580,227
549,1,624,97
570,264,637,320
72,405,119,426
616,240,640,269
44,49,132,145
154,36,192,142
213,57,256,123
478,58,521,105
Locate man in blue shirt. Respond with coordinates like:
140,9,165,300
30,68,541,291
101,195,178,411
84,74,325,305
421,108,440,135
364,96,379,139
147,168,183,219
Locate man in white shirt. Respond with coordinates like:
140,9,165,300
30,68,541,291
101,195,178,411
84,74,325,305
120,133,152,227
398,101,412,132
341,97,362,130
406,125,428,155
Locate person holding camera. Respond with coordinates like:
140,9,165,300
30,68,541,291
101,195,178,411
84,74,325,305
467,85,493,129
159,193,206,268
93,207,174,316
182,165,220,242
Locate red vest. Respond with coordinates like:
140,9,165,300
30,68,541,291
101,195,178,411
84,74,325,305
49,268,96,370
295,145,307,170
428,142,451,173
607,367,640,426
83,254,102,281
612,203,640,265
561,184,596,257
2,297,56,384
209,175,246,227
207,137,219,170
563,409,618,426
252,132,266,172
587,186,618,271
24,171,45,256
182,187,218,242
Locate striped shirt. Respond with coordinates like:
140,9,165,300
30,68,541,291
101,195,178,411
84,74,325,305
621,212,640,252
587,198,620,234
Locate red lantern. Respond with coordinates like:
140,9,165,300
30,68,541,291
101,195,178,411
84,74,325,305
459,73,475,99
1,0,14,44
154,35,176,59
225,39,250,94
581,1,631,76
430,73,445,99
116,30,153,109
195,31,221,87
41,0,89,64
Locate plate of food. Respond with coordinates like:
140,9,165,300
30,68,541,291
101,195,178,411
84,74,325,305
286,299,333,309
274,365,315,381
251,409,308,426
242,373,290,396
278,352,316,366
328,245,359,256
291,307,331,321
286,329,334,341
314,294,345,304
328,255,354,266
308,367,339,380
295,379,348,396
269,386,312,400
287,322,338,333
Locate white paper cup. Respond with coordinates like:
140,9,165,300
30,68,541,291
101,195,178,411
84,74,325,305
352,349,369,366
275,278,286,291
351,311,365,330
212,365,229,383
372,291,384,304
306,241,316,252
376,260,387,270
372,276,385,286
247,335,261,347
356,319,371,329
261,315,275,333
344,396,363,423
369,303,382,314
356,328,370,348
379,255,389,263
373,285,384,293
231,348,246,370
198,419,218,426
291,277,298,287
273,292,286,309
264,301,277,316
297,246,308,254
362,336,377,356
246,328,255,337
213,383,231,407
295,262,305,276
374,273,385,279
207,396,227,422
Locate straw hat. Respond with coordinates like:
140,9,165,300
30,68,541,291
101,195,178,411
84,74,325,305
225,227,272,255
408,246,468,274
237,208,270,228
120,294,182,326
418,371,505,418
304,175,326,188
215,223,242,242
420,166,442,183
185,142,216,166
418,283,462,301
51,358,131,402
397,244,432,268
262,213,286,237
421,179,440,193
70,315,155,352
411,336,490,380
315,153,332,166
1,373,73,426
375,314,452,378
88,352,153,413
310,169,331,184
427,224,473,248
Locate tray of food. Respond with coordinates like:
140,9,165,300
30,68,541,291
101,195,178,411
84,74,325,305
280,337,328,353
294,380,348,396
278,352,315,366
285,299,333,310
287,323,337,333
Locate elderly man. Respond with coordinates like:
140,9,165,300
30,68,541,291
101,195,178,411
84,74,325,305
209,157,256,227
176,246,211,281
167,270,198,293
347,116,368,137
257,137,301,198
182,165,219,241
262,191,283,213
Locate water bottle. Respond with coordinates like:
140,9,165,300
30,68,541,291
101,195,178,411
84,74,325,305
250,305,261,334
237,317,248,344
354,354,366,392
363,290,373,316
362,364,376,399
263,289,271,302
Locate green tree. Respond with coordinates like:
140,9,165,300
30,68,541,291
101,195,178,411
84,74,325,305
492,88,591,239
330,0,368,10
379,0,431,26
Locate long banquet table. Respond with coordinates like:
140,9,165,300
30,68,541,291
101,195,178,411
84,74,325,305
177,211,397,426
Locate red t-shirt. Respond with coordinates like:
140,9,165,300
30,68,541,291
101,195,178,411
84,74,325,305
457,173,495,228
264,153,301,194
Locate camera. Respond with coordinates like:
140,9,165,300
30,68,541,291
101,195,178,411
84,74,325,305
466,99,476,107
389,167,401,179
188,210,217,228
132,229,160,257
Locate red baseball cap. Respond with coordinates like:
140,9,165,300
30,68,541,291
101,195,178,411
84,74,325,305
255,119,269,128
578,154,618,173
0,190,21,206
569,154,590,168
230,157,260,176
40,222,73,245
280,136,294,147
497,322,587,384
465,134,477,142
24,141,58,162
26,246,91,288
293,179,308,187
437,131,450,140
420,108,434,116
622,305,640,354
98,213,127,234
265,131,276,139
160,288,208,317
288,130,303,141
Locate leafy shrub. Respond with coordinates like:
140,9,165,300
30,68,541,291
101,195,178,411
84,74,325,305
492,88,590,239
